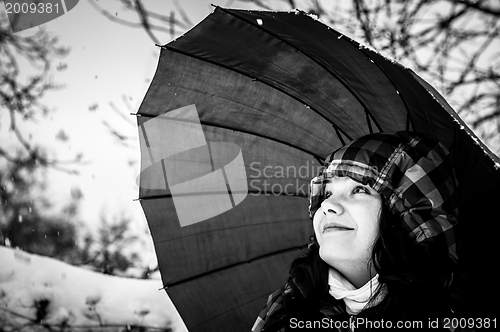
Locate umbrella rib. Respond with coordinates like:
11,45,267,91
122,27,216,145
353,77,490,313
274,8,408,133
218,7,382,135
333,125,345,145
138,189,309,201
221,8,419,134
201,119,328,161
137,113,326,161
325,27,417,131
163,244,307,289
352,50,417,132
366,110,374,134
155,219,307,244
190,293,268,329
162,53,353,143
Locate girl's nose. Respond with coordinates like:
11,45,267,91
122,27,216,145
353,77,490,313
321,199,344,215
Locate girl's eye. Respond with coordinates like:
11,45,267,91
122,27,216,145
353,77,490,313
352,186,370,195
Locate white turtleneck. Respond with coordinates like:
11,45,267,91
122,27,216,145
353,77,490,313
328,268,386,315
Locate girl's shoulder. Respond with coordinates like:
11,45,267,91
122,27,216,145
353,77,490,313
251,282,348,332
251,284,289,332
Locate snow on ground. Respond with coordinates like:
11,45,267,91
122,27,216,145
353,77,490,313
0,246,188,331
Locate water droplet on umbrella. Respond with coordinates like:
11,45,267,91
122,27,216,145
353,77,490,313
256,19,263,25
338,35,343,39
18,215,23,222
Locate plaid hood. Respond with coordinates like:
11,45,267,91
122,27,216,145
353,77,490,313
309,131,459,262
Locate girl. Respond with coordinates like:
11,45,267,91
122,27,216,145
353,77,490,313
252,131,473,331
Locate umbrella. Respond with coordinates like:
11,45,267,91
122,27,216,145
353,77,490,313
136,7,500,331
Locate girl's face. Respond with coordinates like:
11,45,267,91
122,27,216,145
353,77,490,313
312,176,382,269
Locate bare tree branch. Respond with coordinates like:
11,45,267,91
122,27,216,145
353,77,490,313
234,0,274,10
172,0,193,27
454,0,500,16
133,0,160,45
0,16,85,174
118,0,191,30
352,0,374,47
87,0,173,36
99,0,500,155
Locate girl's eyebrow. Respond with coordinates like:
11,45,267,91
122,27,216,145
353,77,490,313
324,181,370,192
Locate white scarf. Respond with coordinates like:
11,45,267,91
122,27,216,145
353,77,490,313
328,269,386,315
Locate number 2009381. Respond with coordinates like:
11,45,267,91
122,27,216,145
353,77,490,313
443,318,496,329
6,2,59,14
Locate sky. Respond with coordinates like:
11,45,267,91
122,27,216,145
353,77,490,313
1,0,246,234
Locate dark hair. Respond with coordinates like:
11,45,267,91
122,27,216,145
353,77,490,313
284,198,472,323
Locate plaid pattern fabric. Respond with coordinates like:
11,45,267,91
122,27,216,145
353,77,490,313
251,284,289,332
251,282,349,332
308,131,459,262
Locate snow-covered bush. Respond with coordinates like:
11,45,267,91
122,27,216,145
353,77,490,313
0,246,188,332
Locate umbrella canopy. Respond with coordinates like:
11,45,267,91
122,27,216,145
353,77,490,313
136,7,500,331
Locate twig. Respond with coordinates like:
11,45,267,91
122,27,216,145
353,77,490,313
87,0,172,34
172,0,193,26
454,0,500,16
134,0,160,45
